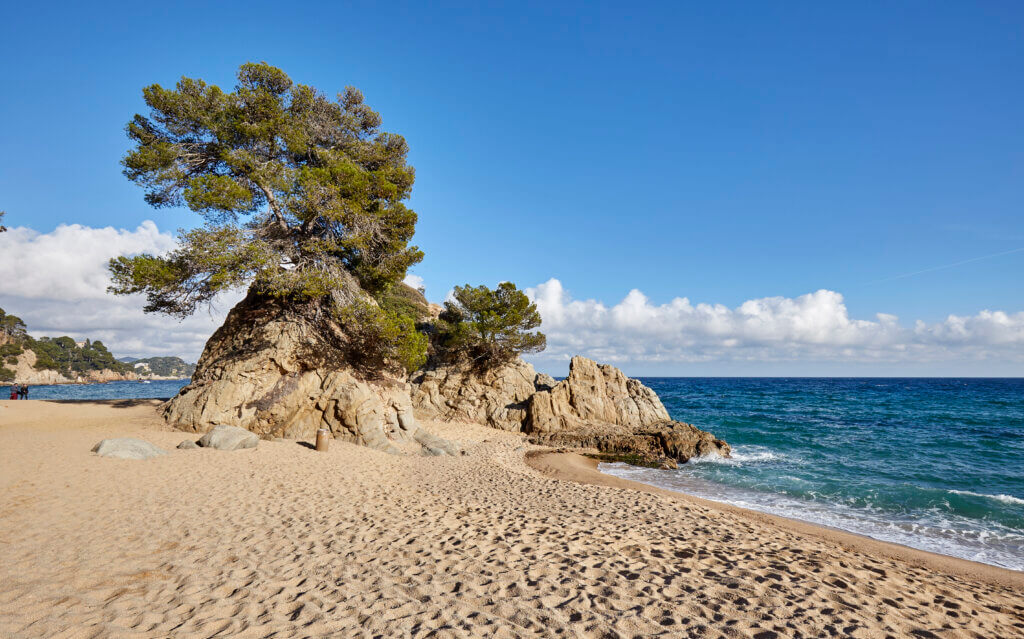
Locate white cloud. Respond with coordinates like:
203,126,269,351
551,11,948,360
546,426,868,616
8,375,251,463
402,273,424,291
0,222,237,361
1,223,1021,374
524,278,1024,373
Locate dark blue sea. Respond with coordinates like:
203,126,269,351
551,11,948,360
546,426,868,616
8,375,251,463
13,379,189,400
601,378,1024,571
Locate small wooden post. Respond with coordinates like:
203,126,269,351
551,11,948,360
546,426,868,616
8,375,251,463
315,428,330,452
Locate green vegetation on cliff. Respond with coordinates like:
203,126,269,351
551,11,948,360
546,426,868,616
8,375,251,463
0,309,28,381
1,306,177,382
26,337,130,378
107,61,434,374
129,356,196,378
108,62,422,314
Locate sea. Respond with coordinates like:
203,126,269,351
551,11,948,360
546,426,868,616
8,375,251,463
11,376,1023,571
601,378,1024,571
13,379,189,401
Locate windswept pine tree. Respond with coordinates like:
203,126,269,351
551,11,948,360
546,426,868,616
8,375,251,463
108,63,456,452
109,62,423,322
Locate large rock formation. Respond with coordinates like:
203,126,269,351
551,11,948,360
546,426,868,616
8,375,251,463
524,356,730,465
163,291,457,456
526,356,671,432
410,359,550,431
410,354,729,465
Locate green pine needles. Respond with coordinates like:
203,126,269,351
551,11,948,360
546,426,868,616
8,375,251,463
108,62,422,317
434,283,546,368
108,62,545,376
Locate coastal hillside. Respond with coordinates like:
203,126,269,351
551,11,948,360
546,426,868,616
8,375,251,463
123,356,196,379
0,307,193,384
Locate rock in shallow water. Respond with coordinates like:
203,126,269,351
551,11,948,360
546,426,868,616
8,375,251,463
524,356,730,465
92,438,168,460
197,425,259,451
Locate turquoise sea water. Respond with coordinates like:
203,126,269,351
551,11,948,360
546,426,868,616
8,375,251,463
601,378,1024,571
8,379,189,400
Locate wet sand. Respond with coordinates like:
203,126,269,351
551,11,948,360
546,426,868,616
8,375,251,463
1,399,1022,638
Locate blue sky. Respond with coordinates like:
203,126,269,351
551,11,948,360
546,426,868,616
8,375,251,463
1,2,1022,374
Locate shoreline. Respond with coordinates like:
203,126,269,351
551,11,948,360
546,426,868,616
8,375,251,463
7,377,190,386
4,400,1023,637
525,450,1024,588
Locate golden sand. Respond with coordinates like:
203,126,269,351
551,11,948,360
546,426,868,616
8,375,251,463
1,399,1021,638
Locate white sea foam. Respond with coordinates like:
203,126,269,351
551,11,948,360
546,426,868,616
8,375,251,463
948,490,1024,506
598,463,1024,571
689,445,787,465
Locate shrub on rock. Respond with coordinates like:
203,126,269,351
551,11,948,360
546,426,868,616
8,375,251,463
433,282,545,369
337,299,428,375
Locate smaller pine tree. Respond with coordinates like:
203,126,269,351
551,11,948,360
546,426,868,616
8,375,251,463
434,282,546,368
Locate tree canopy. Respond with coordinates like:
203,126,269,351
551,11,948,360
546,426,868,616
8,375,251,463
435,283,546,367
0,308,27,340
108,62,423,317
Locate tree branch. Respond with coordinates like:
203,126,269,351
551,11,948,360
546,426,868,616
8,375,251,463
255,182,290,232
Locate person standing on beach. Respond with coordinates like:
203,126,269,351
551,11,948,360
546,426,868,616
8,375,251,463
19,384,28,399
9,383,18,400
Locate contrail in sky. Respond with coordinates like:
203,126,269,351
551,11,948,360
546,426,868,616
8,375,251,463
868,246,1024,284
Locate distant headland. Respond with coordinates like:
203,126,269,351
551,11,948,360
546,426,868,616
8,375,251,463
1,306,194,384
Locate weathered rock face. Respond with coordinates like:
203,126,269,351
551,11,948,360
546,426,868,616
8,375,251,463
410,359,548,431
162,291,458,456
526,356,671,433
527,421,730,465
410,354,729,465
524,356,730,464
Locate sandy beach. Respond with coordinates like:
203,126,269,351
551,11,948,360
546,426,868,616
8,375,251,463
1,400,1021,638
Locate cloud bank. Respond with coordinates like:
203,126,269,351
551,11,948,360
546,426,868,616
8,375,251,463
1,223,1021,374
0,222,238,361
524,279,1024,374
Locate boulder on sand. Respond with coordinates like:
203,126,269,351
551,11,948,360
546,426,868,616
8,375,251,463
197,425,259,451
92,438,167,460
176,440,199,450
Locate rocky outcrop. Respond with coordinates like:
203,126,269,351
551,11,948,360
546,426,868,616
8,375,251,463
524,356,730,465
526,356,671,433
162,291,458,456
92,438,168,460
411,354,729,465
527,421,730,467
410,359,549,431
